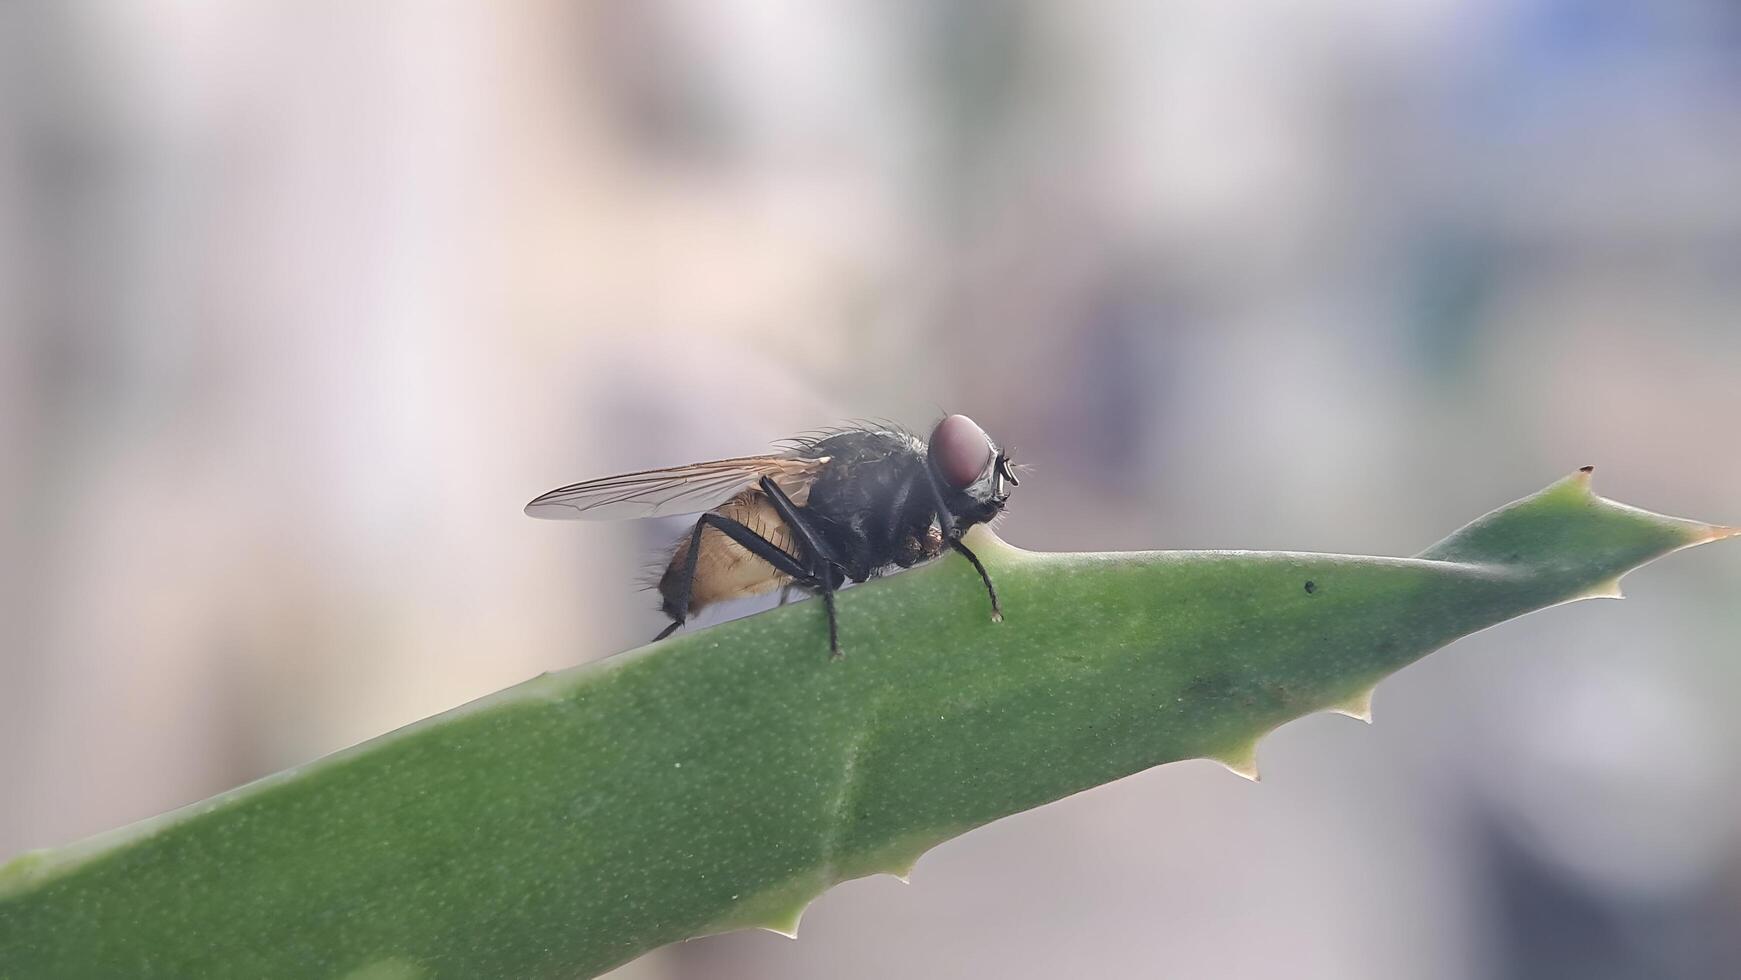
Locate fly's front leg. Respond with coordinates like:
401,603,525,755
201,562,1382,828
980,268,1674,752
949,539,1002,623
921,469,1002,623
758,477,850,658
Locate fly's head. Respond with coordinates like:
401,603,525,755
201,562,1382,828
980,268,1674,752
926,414,1019,534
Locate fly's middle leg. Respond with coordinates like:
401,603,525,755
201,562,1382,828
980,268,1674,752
758,477,851,659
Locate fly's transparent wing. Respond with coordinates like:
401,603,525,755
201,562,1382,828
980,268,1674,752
524,455,826,520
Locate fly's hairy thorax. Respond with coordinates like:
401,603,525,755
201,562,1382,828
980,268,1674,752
801,430,939,582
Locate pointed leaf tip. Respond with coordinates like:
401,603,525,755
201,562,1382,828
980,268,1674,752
1661,519,1740,551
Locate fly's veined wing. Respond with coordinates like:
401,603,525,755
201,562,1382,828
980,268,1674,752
523,454,827,520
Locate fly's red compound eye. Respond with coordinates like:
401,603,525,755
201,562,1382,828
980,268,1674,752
929,414,994,489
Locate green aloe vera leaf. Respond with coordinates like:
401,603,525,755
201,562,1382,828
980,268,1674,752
1,470,1733,979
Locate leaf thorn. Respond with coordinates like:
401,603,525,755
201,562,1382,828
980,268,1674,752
755,905,807,940
1213,746,1261,782
1576,577,1625,600
1328,687,1375,724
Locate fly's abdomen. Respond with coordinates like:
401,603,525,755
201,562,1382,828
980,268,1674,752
658,493,796,616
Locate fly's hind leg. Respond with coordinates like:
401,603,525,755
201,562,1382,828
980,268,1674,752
655,511,818,644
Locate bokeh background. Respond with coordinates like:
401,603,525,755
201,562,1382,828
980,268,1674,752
4,2,1740,977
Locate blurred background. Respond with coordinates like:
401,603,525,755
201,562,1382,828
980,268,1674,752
3,1,1740,977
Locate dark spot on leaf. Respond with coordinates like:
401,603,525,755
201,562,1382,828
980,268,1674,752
1187,674,1235,700
1303,581,1317,595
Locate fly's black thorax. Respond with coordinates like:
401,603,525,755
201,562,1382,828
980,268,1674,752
799,429,937,582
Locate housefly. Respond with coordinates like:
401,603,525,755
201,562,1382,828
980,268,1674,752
525,415,1020,658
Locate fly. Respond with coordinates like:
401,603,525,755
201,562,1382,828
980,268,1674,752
525,415,1020,658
